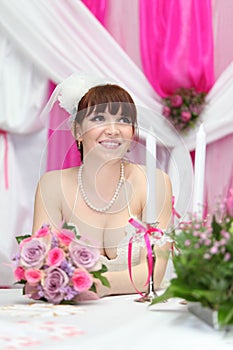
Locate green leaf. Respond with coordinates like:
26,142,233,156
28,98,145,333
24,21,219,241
90,264,110,288
218,304,233,325
16,235,31,244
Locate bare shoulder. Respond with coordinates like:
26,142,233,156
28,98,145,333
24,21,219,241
38,167,79,189
127,162,171,186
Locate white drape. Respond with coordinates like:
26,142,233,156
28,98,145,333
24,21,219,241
0,0,233,285
0,30,48,285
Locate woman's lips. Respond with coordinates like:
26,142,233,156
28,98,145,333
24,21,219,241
99,140,122,149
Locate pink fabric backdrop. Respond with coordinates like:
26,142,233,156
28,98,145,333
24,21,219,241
139,0,215,96
47,83,81,171
81,0,107,25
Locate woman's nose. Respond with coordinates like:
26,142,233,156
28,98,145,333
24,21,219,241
104,122,120,135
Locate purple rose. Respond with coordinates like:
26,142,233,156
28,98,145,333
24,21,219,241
20,238,47,268
181,111,191,122
69,241,100,270
171,94,183,107
43,267,69,304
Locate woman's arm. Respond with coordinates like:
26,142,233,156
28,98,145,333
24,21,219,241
94,249,149,297
32,171,63,234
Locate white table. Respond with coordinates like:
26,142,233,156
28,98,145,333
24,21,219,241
0,289,232,350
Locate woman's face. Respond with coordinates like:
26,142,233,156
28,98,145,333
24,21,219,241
77,108,134,161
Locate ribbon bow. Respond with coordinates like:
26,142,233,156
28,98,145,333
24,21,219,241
172,195,181,223
127,217,163,296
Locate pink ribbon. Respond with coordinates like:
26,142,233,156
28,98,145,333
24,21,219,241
172,195,181,223
0,129,9,189
127,217,163,296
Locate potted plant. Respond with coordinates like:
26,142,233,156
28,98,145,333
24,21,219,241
151,189,233,329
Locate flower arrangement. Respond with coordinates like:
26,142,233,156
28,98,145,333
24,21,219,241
162,88,206,132
151,189,233,327
12,223,110,304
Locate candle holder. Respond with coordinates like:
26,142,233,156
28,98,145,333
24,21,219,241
135,222,158,303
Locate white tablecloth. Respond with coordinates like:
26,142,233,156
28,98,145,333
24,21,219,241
0,289,232,350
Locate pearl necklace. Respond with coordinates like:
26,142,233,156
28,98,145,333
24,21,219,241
78,162,125,213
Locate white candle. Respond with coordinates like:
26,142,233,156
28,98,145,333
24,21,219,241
146,129,157,224
193,124,206,218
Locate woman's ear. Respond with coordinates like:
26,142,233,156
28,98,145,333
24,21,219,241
71,121,82,141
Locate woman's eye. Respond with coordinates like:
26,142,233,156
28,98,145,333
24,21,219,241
119,116,132,124
90,115,105,122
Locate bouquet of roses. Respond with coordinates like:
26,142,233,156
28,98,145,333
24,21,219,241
12,223,109,304
162,87,206,132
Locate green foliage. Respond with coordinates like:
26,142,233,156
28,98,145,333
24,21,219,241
151,209,233,326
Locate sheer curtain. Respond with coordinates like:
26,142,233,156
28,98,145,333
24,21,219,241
0,0,233,285
0,30,48,285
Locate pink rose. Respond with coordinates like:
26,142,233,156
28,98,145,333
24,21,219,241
181,111,191,122
25,269,42,284
171,94,183,107
46,247,64,266
35,226,51,238
72,268,93,292
162,106,171,117
57,229,76,246
14,266,25,281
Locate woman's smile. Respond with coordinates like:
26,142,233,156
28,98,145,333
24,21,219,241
98,139,122,149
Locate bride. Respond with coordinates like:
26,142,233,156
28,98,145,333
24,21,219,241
32,74,173,297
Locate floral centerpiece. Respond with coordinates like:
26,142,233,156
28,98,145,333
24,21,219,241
12,223,110,304
151,189,233,328
162,87,206,132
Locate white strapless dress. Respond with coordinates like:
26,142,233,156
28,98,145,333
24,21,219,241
99,223,141,272
99,222,175,287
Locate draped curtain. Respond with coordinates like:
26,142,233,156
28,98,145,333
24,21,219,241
139,0,215,96
0,0,233,286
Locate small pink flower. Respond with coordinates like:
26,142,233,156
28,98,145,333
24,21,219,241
162,106,171,117
221,230,231,240
193,231,200,237
14,266,25,281
184,240,191,247
47,247,65,266
24,269,42,284
224,252,231,261
72,268,93,292
181,111,191,122
57,229,76,246
210,246,218,254
171,94,183,107
204,239,211,246
203,253,211,260
35,226,51,238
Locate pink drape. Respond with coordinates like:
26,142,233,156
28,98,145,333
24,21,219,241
47,83,81,171
139,0,215,97
81,0,107,25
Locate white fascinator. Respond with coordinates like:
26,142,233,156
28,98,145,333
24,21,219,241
40,72,115,128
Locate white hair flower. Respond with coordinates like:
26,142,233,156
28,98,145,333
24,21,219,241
57,73,112,117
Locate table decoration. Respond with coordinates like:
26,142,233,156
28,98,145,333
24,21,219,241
162,87,206,132
151,189,233,329
128,217,173,302
12,222,110,304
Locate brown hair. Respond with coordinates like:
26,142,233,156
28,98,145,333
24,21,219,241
74,84,138,160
